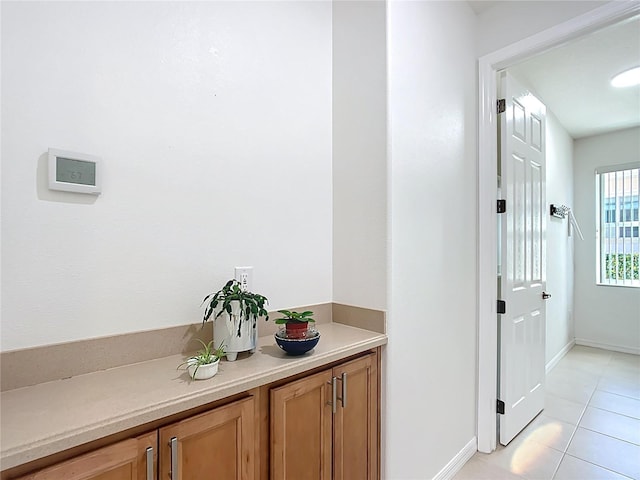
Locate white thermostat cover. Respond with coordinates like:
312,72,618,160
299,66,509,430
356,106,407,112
48,148,101,195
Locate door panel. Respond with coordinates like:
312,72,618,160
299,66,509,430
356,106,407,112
159,397,254,480
270,370,333,480
136,432,156,480
16,439,139,480
332,354,378,480
499,71,547,446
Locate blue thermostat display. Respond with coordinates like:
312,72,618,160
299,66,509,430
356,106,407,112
48,148,101,195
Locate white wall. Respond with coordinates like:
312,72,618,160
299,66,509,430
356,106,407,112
476,0,608,56
1,1,333,351
573,127,640,353
386,2,478,478
545,111,576,363
332,1,387,311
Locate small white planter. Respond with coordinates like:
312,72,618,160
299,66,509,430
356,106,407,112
187,359,220,380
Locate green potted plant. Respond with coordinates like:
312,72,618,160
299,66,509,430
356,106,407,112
202,279,269,361
178,339,225,380
274,310,315,339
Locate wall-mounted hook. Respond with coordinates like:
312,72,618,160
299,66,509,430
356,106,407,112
550,204,569,219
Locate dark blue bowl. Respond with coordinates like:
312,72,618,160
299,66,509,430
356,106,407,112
274,332,320,356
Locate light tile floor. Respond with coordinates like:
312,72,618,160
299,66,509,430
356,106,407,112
454,346,640,480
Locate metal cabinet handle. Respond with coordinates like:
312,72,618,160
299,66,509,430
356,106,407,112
331,376,338,414
542,291,552,299
145,446,154,480
329,373,348,413
339,372,347,409
170,437,178,480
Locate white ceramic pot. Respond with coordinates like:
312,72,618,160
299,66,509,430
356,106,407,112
187,358,219,380
213,301,257,362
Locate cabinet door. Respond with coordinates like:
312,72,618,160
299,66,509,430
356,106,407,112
16,438,141,480
270,370,333,480
333,354,378,480
159,397,254,480
136,432,157,480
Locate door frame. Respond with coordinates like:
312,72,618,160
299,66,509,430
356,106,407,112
476,1,640,454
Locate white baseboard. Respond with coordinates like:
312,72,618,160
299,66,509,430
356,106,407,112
432,437,477,480
546,340,575,374
575,338,640,355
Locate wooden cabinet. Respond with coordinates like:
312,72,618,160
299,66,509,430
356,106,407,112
270,369,333,480
136,433,157,480
159,396,254,480
270,353,378,480
16,433,156,480
9,350,380,480
332,355,378,480
13,398,254,480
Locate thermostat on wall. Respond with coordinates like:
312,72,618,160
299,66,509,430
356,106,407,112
48,148,101,195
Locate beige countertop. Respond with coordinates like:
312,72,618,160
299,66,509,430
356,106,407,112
0,323,386,471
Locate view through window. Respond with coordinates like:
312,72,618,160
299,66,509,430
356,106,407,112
597,164,640,287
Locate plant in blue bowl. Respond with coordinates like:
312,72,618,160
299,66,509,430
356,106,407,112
274,331,320,355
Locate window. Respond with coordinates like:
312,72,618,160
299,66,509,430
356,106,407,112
619,226,639,238
604,197,617,223
620,197,640,222
597,164,639,287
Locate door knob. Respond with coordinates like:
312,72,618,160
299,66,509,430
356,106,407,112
542,292,551,299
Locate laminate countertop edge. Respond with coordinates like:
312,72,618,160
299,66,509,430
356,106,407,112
0,323,387,471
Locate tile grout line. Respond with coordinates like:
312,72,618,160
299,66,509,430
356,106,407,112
456,348,637,480
550,355,605,480
553,349,640,479
575,423,640,447
560,452,636,480
588,351,640,443
594,387,640,403
584,402,640,422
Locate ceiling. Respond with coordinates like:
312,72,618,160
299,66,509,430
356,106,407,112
467,1,499,15
467,1,640,138
467,0,640,138
507,15,640,139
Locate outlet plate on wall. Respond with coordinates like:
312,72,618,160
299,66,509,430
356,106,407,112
235,266,253,292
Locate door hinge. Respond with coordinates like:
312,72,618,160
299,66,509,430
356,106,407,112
497,399,505,415
497,98,506,114
497,300,506,314
497,199,506,213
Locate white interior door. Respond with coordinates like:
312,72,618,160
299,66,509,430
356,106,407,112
498,71,547,446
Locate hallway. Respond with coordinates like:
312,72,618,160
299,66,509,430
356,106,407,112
455,346,640,479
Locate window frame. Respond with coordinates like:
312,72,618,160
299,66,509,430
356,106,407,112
595,162,640,288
